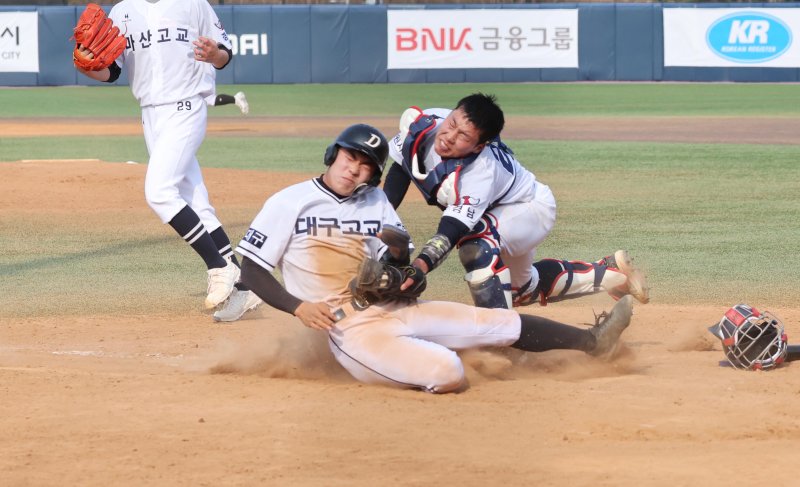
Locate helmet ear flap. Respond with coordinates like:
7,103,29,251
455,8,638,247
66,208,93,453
324,144,338,166
367,172,381,187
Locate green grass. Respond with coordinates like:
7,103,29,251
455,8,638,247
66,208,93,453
3,83,800,118
2,83,800,317
0,136,329,171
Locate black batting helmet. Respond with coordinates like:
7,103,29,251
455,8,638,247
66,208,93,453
323,124,388,186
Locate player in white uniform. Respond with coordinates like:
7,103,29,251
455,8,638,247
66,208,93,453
233,123,636,393
383,93,649,310
75,0,242,310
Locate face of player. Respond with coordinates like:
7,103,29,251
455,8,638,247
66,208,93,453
323,147,376,196
434,107,486,159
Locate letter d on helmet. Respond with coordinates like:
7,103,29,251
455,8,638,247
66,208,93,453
323,124,389,186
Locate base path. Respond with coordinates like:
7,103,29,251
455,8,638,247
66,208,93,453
4,115,799,144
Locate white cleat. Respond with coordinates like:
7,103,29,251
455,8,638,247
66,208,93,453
603,249,650,304
213,289,262,322
234,91,249,115
612,250,650,304
205,260,240,309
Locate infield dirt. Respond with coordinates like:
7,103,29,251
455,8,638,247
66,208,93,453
2,117,800,486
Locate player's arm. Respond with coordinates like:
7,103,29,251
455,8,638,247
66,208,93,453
400,216,469,291
240,257,336,331
382,163,411,210
412,216,469,273
409,166,494,275
75,61,121,83
76,65,110,82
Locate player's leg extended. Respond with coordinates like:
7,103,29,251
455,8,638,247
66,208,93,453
396,297,632,361
395,300,522,351
177,126,259,314
512,295,634,359
143,98,237,308
213,94,235,106
519,250,649,306
458,215,512,309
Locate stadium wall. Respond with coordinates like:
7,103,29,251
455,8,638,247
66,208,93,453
1,3,799,85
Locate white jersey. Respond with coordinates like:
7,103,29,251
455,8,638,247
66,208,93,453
236,179,408,307
237,177,522,394
109,0,231,107
389,108,538,231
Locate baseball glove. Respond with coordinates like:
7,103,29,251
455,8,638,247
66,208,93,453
349,257,426,310
72,3,126,71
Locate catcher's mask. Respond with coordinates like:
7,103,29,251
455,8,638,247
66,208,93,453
324,124,388,187
708,304,788,371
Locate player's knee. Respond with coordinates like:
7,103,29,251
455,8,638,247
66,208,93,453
144,182,182,216
143,182,165,209
459,238,499,283
459,237,512,309
427,353,465,393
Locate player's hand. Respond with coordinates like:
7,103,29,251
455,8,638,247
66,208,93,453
74,46,111,81
400,261,427,291
192,36,216,61
293,301,336,331
193,36,228,68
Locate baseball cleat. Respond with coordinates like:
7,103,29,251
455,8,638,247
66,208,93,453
602,250,650,304
512,277,538,307
512,290,536,307
213,289,262,322
205,260,240,309
589,295,634,359
234,91,249,115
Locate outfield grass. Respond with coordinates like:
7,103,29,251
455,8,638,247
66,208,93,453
1,83,799,317
2,83,800,118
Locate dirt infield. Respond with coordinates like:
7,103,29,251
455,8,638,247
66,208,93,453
3,119,800,485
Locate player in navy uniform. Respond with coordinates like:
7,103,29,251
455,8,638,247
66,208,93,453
383,93,650,310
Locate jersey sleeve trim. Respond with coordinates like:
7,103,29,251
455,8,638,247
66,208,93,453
236,246,276,272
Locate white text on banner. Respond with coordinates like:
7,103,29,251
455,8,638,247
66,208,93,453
0,12,39,73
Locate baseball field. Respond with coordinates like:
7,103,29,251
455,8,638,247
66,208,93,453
2,82,800,485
